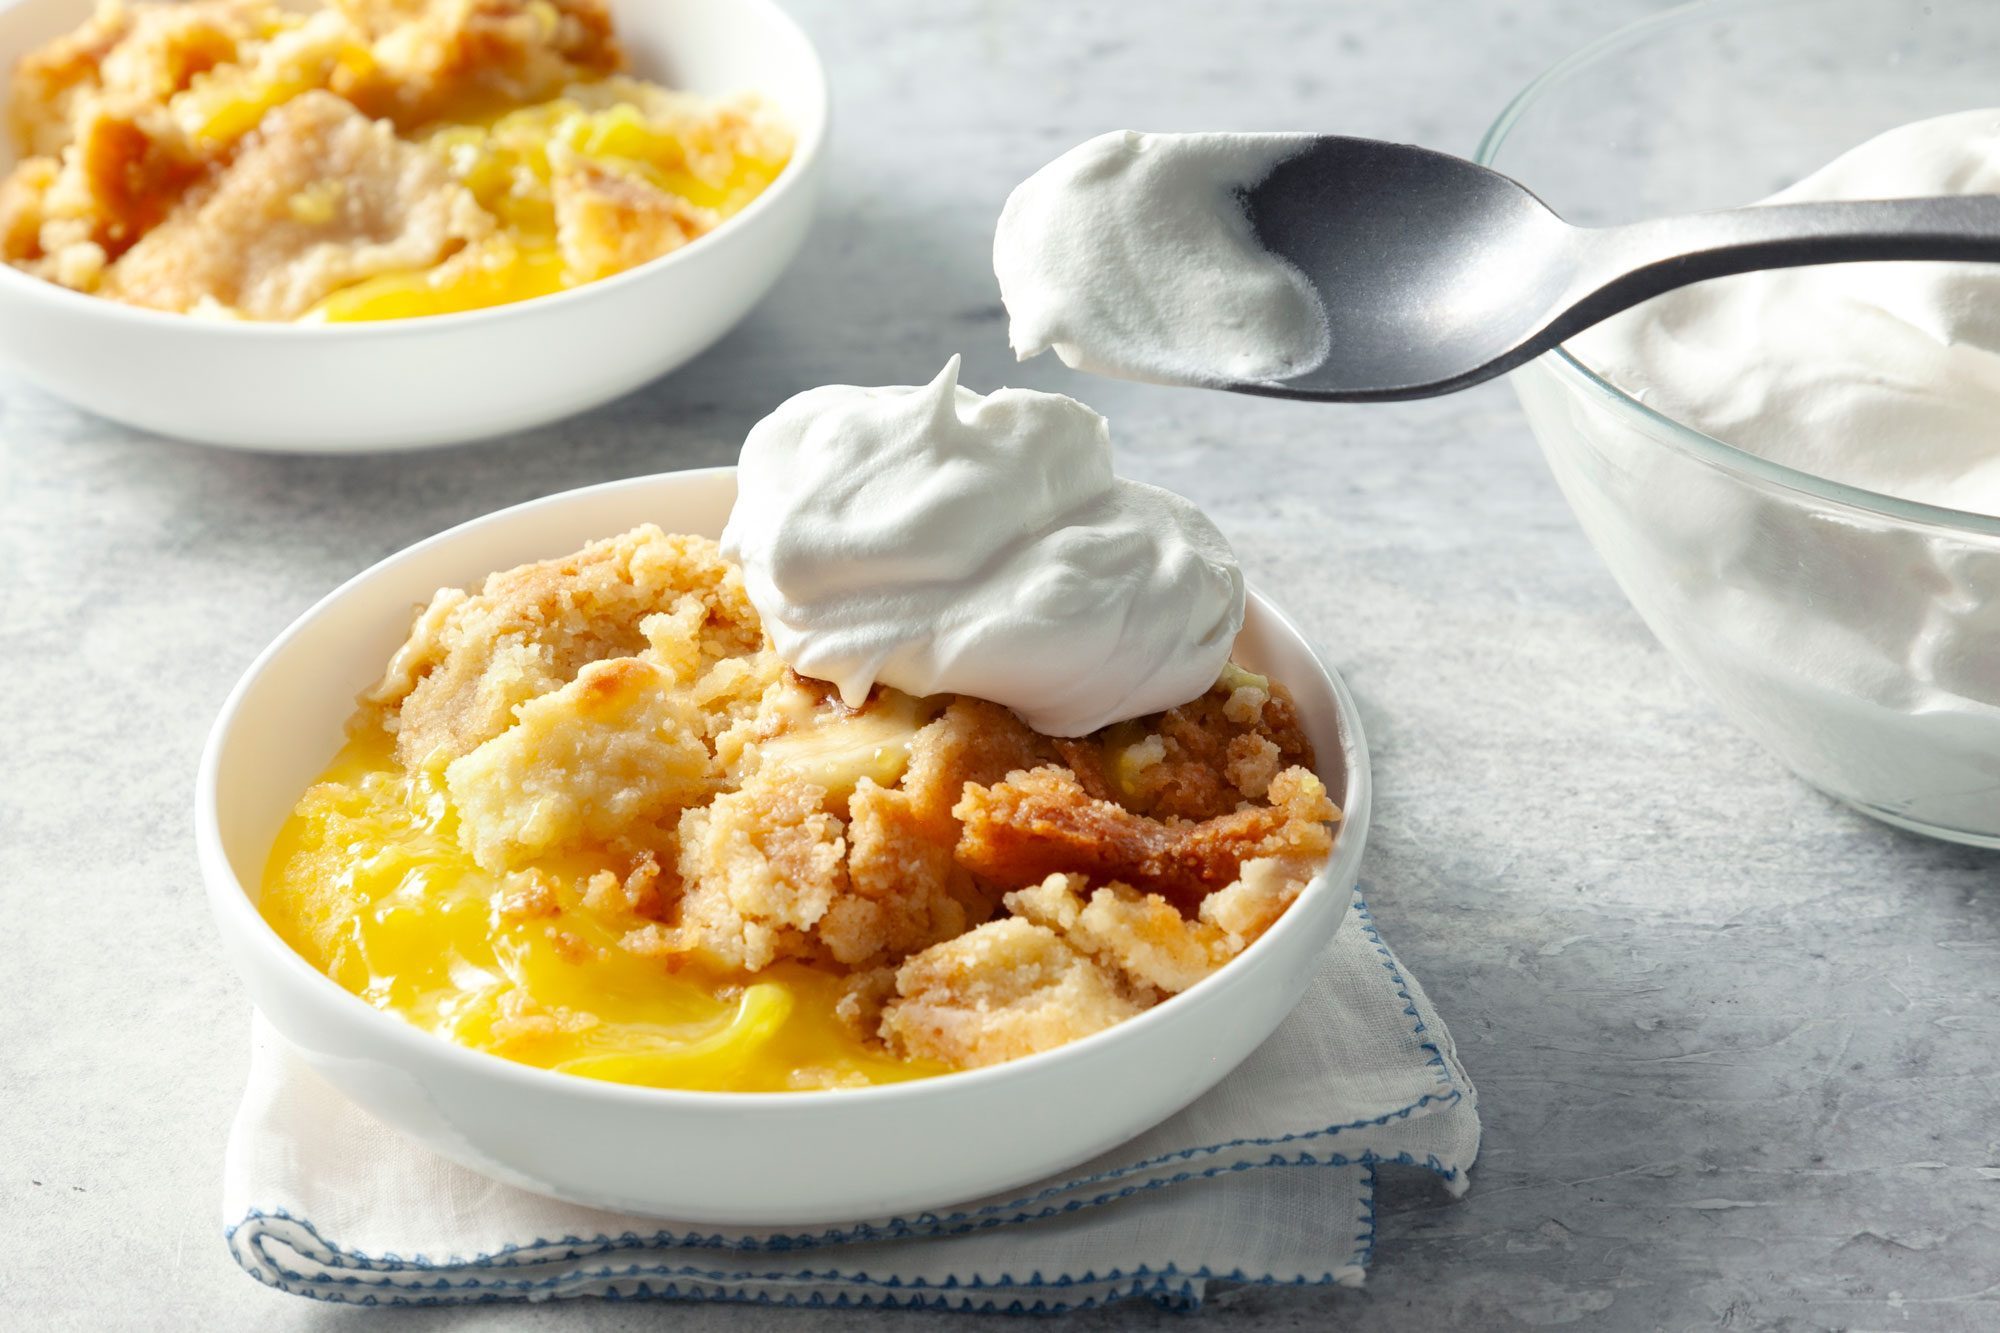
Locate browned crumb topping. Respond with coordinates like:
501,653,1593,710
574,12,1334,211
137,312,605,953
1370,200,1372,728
355,525,1342,1071
1056,673,1314,821
952,764,1338,915
100,90,493,318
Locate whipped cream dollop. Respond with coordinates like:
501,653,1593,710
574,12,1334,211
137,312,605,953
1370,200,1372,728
720,357,1246,736
1573,108,2000,515
994,131,1329,388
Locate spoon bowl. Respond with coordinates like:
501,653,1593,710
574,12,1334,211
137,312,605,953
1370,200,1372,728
1238,136,2000,401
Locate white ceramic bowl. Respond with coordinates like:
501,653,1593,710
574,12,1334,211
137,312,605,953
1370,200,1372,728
195,468,1373,1226
0,0,827,451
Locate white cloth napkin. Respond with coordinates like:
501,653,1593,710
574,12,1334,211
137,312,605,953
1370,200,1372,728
223,890,1479,1313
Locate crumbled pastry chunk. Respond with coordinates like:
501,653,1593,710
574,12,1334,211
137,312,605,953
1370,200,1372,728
667,696,1040,971
999,856,1320,1003
553,160,706,282
1004,873,1237,996
361,525,755,770
1222,688,1264,726
334,0,621,127
806,697,1052,964
879,918,1147,1069
1223,732,1283,800
954,763,1339,914
900,697,1052,826
445,657,714,872
487,987,600,1048
3,1,343,279
704,653,809,763
0,158,58,263
649,718,1020,974
1198,855,1312,942
999,872,1085,933
100,90,492,318
666,775,849,972
1062,676,1315,821
833,965,898,1042
639,592,728,685
580,851,669,920
493,874,560,921
10,0,258,157
1071,883,1234,994
8,1,123,159
819,779,974,967
28,97,204,275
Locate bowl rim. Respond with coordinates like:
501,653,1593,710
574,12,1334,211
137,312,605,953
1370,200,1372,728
1474,0,2000,540
0,0,830,338
194,465,1374,1112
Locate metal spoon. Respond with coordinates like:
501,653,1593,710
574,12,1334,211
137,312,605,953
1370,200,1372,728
1235,137,2000,402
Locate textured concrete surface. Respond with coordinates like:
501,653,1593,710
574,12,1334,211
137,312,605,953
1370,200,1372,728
4,1,1997,1328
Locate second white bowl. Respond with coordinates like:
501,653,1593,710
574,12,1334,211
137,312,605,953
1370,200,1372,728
196,467,1373,1225
0,0,828,451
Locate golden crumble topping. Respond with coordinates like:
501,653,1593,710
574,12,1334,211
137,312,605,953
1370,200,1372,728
261,526,1341,1088
2,0,790,320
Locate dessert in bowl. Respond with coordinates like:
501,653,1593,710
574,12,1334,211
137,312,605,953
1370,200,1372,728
0,0,825,449
198,373,1371,1223
2,0,794,321
1482,0,2000,847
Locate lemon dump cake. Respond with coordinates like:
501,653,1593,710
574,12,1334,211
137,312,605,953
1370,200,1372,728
260,526,1341,1091
0,0,791,320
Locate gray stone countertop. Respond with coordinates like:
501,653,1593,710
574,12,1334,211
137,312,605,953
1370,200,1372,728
4,1,1996,1328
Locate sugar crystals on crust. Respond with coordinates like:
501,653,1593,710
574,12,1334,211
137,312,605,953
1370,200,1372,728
101,90,493,319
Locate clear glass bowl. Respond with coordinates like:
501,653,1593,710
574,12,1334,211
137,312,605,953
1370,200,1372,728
1479,0,2000,847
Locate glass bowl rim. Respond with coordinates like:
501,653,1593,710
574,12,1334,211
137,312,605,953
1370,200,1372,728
1474,0,2000,539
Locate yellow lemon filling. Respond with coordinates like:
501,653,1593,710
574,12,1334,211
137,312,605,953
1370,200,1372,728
305,85,792,322
259,729,943,1093
303,237,571,321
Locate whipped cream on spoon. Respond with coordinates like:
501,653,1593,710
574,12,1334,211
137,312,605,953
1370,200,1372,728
995,131,1331,388
996,131,2000,401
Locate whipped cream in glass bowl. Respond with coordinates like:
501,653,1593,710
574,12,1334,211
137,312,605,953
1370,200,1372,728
1483,0,2000,847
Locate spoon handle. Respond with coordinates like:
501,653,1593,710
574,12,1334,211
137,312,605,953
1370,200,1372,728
1569,194,2000,321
